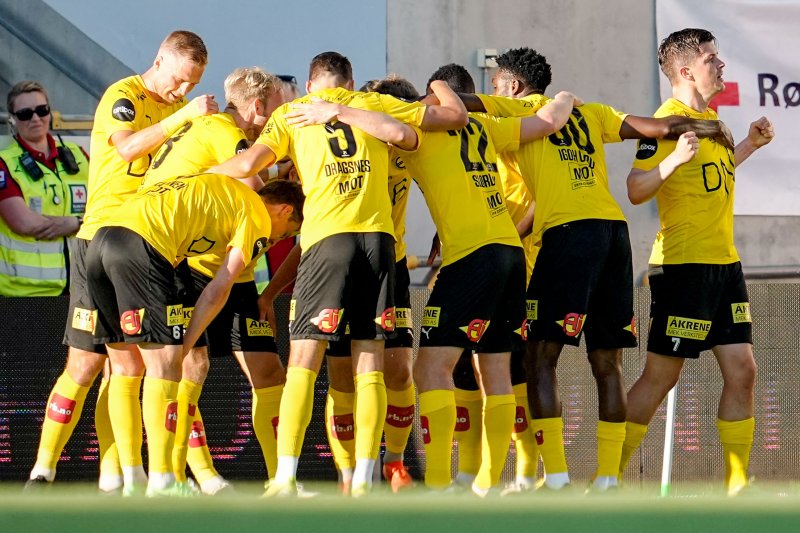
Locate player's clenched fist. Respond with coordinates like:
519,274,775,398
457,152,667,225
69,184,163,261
673,131,699,165
748,116,774,148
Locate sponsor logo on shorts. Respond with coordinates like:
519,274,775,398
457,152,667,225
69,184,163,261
395,307,413,329
47,393,76,424
272,416,279,439
182,306,194,328
72,307,97,333
624,316,638,337
289,299,296,322
246,318,274,337
166,304,184,327
375,307,396,332
665,315,711,340
120,308,145,336
330,413,354,441
111,98,135,122
535,429,544,445
310,308,343,334
526,300,538,320
514,406,529,433
385,405,414,428
514,319,528,341
454,406,470,432
731,303,752,324
460,319,490,343
165,401,178,433
557,312,586,338
188,420,207,448
635,138,658,160
420,416,431,444
421,307,441,328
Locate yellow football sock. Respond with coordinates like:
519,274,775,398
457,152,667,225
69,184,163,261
717,417,755,493
326,387,356,474
475,394,515,490
173,379,202,482
252,384,283,479
186,406,219,485
108,375,144,469
533,417,568,475
277,367,317,457
95,377,120,479
595,420,626,478
419,389,456,489
618,421,648,478
34,372,89,472
354,371,387,460
384,385,415,458
511,383,539,481
453,388,483,478
142,377,179,475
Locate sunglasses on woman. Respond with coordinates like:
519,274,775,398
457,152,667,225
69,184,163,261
12,104,51,121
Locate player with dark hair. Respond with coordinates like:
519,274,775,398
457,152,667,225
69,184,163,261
471,46,734,492
426,63,476,94
620,28,774,495
210,51,467,497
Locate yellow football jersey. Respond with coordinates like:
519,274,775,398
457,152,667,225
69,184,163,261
508,103,628,247
633,98,738,265
402,113,522,267
141,113,256,281
78,75,186,240
491,93,550,279
388,152,412,260
105,173,271,271
142,113,248,187
255,87,425,251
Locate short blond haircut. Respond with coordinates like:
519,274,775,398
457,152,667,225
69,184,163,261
160,30,208,66
224,67,281,111
7,80,49,113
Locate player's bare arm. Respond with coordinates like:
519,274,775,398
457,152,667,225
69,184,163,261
420,80,469,131
516,200,536,238
626,132,699,205
111,95,217,162
620,114,734,150
257,242,302,330
285,98,419,151
519,91,583,142
208,143,278,179
182,246,246,354
734,116,774,167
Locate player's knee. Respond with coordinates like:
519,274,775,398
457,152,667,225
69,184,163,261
249,357,286,389
588,352,622,381
724,357,757,389
65,351,105,385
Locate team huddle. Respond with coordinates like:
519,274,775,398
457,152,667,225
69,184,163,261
25,27,774,498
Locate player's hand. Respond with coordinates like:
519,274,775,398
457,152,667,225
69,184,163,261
285,98,340,127
671,131,699,165
553,91,583,107
748,116,774,148
276,159,298,181
258,291,278,334
188,94,218,118
427,233,441,266
714,120,735,151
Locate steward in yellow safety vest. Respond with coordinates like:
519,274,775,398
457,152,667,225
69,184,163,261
0,135,89,296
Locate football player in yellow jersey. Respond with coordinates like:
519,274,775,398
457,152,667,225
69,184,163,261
290,66,579,496
620,29,773,495
469,48,734,492
85,176,303,497
319,76,422,494
210,51,467,497
28,30,217,492
141,67,286,494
